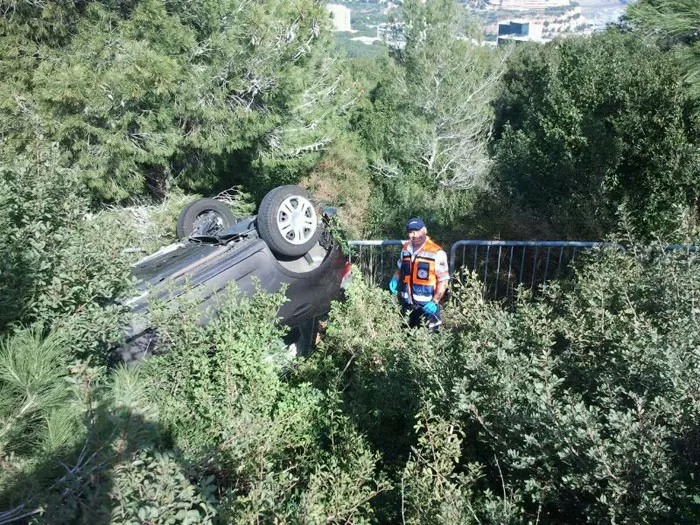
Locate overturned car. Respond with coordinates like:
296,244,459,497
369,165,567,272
117,185,351,363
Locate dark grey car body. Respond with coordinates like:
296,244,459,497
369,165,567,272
118,215,349,363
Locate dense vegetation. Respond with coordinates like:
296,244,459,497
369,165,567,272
1,0,699,522
492,30,698,239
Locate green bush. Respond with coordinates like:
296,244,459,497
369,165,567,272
295,272,422,462
299,246,700,522
0,326,80,465
0,328,167,523
110,448,217,524
491,30,700,239
143,287,388,522
427,246,700,522
0,143,133,331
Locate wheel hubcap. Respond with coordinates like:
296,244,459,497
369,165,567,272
276,195,317,245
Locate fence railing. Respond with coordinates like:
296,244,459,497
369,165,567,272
348,240,404,288
349,239,698,300
449,240,620,299
349,239,619,300
349,239,697,300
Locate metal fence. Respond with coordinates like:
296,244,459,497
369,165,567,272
349,239,620,300
348,240,404,288
349,239,697,300
448,240,619,299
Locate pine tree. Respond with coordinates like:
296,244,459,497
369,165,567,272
365,0,506,190
626,0,700,100
0,0,350,201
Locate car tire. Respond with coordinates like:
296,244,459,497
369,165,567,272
176,198,236,239
257,185,320,257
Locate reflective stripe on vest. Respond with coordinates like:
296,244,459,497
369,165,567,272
399,238,443,305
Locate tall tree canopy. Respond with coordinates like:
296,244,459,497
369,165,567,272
626,0,700,100
358,0,505,191
0,0,352,201
491,30,700,239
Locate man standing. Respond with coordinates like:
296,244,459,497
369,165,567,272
389,218,450,329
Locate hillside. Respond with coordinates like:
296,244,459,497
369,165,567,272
1,0,699,522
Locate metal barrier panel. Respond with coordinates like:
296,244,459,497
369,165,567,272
664,244,697,253
349,239,617,299
349,239,695,300
448,240,615,299
348,240,405,288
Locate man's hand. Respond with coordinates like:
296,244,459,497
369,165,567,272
432,280,448,303
422,301,438,315
389,275,399,295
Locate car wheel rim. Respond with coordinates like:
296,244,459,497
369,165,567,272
192,211,225,236
276,195,317,245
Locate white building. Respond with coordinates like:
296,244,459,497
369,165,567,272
326,4,352,32
497,20,544,45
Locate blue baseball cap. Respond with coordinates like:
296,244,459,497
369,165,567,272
406,217,425,231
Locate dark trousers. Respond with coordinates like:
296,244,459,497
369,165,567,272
400,303,442,330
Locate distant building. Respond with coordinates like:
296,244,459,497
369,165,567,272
497,20,544,45
326,4,352,32
487,0,569,9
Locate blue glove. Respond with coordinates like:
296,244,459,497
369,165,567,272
422,300,439,315
389,275,399,295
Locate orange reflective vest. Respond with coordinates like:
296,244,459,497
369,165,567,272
398,237,448,305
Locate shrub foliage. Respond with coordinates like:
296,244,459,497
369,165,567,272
2,0,700,522
491,31,700,239
296,247,700,522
